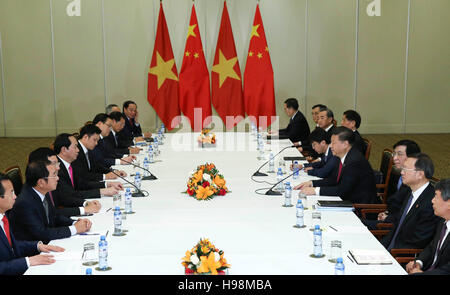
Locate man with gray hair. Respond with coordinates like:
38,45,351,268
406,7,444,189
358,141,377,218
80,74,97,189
105,104,121,115
407,178,450,275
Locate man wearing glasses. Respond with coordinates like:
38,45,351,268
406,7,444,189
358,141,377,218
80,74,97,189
8,161,92,244
381,153,440,251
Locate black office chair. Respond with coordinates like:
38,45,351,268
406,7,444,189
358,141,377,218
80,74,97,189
4,165,23,195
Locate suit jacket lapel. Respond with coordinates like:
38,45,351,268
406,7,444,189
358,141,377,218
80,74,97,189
0,228,13,252
402,184,432,225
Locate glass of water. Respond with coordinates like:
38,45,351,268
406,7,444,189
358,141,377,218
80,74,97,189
82,243,98,266
329,240,342,263
113,194,121,209
310,211,322,230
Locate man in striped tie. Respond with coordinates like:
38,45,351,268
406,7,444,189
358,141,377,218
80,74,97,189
406,178,450,275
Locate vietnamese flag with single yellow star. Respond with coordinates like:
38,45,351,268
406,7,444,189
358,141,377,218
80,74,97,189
244,3,276,129
179,3,211,132
211,1,245,130
147,2,180,130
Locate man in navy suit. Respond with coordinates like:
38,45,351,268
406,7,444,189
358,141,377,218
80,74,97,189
272,98,310,144
0,173,65,275
407,178,450,275
107,112,141,157
295,127,377,204
291,127,339,179
341,110,366,156
8,161,92,244
117,100,152,148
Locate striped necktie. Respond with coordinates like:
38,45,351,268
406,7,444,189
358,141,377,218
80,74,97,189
387,194,414,251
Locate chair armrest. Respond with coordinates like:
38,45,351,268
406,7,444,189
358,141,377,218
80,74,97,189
390,249,423,257
353,204,388,210
376,223,394,229
361,208,387,219
376,183,387,189
370,230,390,241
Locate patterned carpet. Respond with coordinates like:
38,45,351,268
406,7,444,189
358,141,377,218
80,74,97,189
0,134,449,181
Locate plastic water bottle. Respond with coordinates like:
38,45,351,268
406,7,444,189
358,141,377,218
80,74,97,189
284,182,292,206
313,225,323,257
279,157,286,174
114,206,122,235
148,147,154,163
335,257,345,275
296,199,304,227
276,168,284,192
258,140,264,159
134,172,141,190
143,157,150,177
85,268,92,275
125,188,132,214
269,153,275,172
98,235,108,270
293,161,299,180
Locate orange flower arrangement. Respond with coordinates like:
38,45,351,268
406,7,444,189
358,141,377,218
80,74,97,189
182,238,230,275
186,163,229,201
198,128,216,145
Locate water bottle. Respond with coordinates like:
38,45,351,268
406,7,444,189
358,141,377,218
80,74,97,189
284,182,292,206
279,157,286,174
98,235,108,270
114,206,122,235
125,188,132,214
313,225,323,257
143,157,150,177
134,172,141,190
154,138,159,155
85,268,92,275
293,161,299,180
258,140,265,159
335,257,345,275
296,199,304,227
148,147,154,164
276,168,284,192
268,153,275,172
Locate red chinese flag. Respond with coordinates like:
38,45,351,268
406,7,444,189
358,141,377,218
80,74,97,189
147,2,180,130
211,1,245,130
244,3,276,129
179,4,211,132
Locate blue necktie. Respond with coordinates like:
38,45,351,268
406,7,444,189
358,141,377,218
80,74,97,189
397,176,403,190
387,194,413,251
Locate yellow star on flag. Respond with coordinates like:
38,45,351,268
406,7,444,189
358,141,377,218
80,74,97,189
251,24,260,38
265,46,269,52
187,24,197,39
185,51,190,57
249,51,254,57
194,52,199,58
257,52,263,59
149,51,178,90
212,49,241,88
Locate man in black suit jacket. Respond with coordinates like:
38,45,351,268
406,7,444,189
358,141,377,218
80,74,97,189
406,178,450,275
294,127,377,204
108,111,141,156
28,147,101,217
272,98,310,144
117,100,152,148
317,107,336,143
8,161,92,244
53,133,122,200
341,110,366,156
381,153,440,251
0,173,65,275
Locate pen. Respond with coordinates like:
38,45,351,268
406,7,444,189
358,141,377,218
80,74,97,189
347,254,354,263
329,225,338,232
106,208,112,212
106,230,109,238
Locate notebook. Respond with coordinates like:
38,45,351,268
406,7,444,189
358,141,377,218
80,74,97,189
349,249,393,265
317,200,354,208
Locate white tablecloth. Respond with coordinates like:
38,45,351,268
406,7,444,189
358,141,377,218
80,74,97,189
25,132,406,275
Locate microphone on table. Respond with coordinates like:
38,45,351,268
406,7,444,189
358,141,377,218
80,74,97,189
109,169,148,198
252,145,297,177
119,158,157,181
265,171,296,196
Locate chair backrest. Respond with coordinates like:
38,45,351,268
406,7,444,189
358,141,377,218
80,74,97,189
4,166,23,195
430,177,440,187
379,149,393,184
362,138,372,160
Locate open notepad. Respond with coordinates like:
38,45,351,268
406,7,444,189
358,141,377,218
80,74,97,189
349,249,393,265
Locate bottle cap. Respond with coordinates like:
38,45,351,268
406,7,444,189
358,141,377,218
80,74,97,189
126,187,131,192
278,168,282,171
297,199,302,203
337,257,343,263
285,182,290,186
315,225,320,230
100,235,105,240
136,172,140,175
86,268,92,275
115,206,120,211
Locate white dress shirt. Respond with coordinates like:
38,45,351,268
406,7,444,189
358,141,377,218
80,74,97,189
32,188,77,236
324,124,334,133
314,152,348,195
405,182,430,215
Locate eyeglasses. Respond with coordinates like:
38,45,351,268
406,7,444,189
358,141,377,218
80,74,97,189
0,191,15,197
51,162,61,168
400,167,419,172
391,152,406,157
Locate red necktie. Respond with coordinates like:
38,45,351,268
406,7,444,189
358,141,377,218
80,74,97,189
2,215,12,247
49,191,55,206
337,161,343,182
68,165,74,188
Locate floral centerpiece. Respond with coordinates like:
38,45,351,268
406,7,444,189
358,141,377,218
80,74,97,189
198,128,216,147
182,238,230,275
185,163,229,200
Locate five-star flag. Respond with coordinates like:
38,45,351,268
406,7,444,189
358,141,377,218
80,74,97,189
244,3,276,129
179,3,212,131
148,2,180,130
211,1,245,130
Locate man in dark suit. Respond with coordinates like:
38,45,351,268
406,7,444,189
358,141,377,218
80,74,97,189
317,107,336,143
28,147,101,217
91,113,135,168
341,110,366,156
381,153,440,251
0,173,65,275
108,111,141,157
311,104,327,128
292,127,339,179
117,100,152,148
407,178,450,275
8,161,92,244
294,127,377,204
53,133,122,200
105,103,121,115
272,98,310,144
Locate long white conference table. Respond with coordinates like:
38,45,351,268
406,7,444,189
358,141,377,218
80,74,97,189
26,132,406,275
